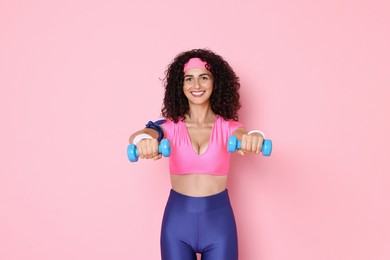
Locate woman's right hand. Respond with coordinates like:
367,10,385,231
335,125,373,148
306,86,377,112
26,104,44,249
136,138,163,160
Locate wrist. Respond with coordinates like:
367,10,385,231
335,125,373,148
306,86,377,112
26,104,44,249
132,133,153,145
248,130,265,139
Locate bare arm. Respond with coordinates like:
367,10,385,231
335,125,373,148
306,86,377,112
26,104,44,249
232,127,247,140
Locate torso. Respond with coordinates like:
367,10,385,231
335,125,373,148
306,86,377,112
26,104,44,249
185,118,214,155
171,115,228,197
170,174,227,197
162,114,244,197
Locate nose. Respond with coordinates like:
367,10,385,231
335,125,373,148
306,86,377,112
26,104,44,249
189,79,199,89
193,77,203,89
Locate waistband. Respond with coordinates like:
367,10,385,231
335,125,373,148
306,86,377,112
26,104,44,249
167,189,231,212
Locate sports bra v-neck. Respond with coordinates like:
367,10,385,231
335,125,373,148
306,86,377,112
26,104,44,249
161,116,243,175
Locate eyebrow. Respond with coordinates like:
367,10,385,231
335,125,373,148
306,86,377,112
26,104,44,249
184,73,212,77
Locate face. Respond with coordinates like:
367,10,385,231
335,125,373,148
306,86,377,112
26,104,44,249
183,68,213,106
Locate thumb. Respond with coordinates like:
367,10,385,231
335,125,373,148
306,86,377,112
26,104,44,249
153,154,163,160
237,150,245,156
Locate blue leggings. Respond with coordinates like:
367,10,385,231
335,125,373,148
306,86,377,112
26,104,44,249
160,189,238,260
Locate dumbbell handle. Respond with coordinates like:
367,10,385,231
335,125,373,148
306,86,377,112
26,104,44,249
227,136,272,156
127,138,171,162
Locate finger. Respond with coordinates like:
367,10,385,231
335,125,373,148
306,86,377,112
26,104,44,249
245,135,255,153
251,137,258,153
149,139,158,157
241,134,247,152
256,142,263,153
145,139,153,158
256,140,262,154
257,136,264,153
137,141,146,159
153,154,162,160
237,150,245,156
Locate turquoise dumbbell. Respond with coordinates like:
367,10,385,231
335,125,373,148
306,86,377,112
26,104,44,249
127,139,171,162
227,136,272,156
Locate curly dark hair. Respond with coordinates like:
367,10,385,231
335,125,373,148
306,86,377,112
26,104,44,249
161,49,241,123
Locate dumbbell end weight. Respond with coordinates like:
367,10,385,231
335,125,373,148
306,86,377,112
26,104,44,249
127,144,139,162
158,139,171,157
227,136,240,152
261,140,272,156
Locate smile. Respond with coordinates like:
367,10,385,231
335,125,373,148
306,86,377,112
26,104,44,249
191,91,206,97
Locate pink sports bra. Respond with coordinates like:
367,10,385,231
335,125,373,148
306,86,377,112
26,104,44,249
161,116,243,175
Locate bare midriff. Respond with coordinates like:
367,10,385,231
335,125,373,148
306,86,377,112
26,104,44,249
170,174,228,197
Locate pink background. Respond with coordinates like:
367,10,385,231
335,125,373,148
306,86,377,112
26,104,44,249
1,0,389,259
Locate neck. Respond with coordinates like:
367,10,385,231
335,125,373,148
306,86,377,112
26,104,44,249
186,103,216,125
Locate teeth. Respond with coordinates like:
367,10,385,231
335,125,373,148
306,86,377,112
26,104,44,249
191,91,205,96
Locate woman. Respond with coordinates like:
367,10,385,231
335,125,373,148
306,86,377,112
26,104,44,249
129,49,265,260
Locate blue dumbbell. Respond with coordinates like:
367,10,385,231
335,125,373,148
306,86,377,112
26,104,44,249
227,135,272,156
127,139,171,162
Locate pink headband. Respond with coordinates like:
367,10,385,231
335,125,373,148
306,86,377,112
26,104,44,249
183,58,208,72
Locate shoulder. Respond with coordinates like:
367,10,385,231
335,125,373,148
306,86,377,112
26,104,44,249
160,117,184,133
161,117,183,126
216,115,245,136
217,115,243,127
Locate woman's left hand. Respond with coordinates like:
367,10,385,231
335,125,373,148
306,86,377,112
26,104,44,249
238,133,264,156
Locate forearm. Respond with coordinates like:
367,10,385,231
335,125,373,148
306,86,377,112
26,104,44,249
232,127,247,139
